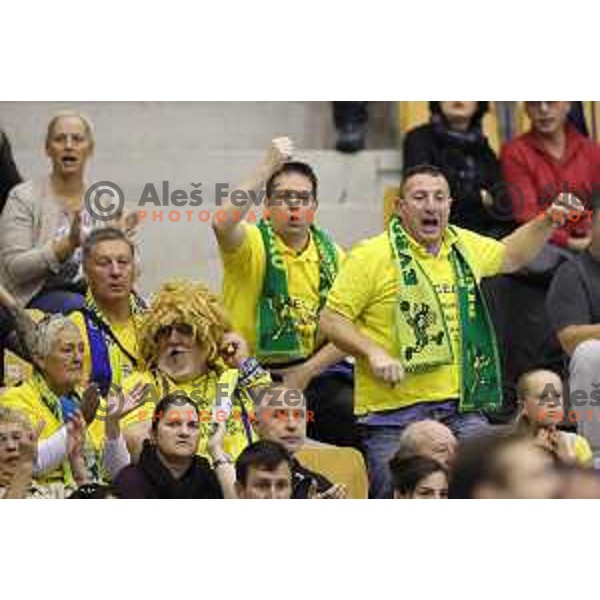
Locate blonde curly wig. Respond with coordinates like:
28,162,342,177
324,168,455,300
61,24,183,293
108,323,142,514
139,279,231,370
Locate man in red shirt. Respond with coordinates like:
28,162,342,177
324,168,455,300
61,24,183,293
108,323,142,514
499,101,600,412
502,101,600,251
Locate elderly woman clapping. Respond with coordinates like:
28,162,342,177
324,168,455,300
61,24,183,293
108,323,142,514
0,314,100,489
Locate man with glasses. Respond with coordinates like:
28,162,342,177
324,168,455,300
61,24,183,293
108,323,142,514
213,138,355,447
115,279,271,464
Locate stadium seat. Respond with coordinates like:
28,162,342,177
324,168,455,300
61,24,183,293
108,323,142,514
296,440,369,499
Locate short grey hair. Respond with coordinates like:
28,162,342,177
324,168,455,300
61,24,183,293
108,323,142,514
34,315,80,359
0,405,31,429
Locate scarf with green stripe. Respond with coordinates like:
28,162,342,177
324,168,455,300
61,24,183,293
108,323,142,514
256,219,339,361
31,373,99,485
389,215,502,413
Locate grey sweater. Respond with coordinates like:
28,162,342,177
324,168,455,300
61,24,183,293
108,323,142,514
0,179,75,306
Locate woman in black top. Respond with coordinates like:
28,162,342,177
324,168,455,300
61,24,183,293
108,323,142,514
114,394,225,499
0,129,21,214
403,101,515,238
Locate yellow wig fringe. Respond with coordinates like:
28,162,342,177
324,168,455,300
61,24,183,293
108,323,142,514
139,279,231,370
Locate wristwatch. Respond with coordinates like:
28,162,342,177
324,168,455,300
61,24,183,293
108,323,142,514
212,455,233,469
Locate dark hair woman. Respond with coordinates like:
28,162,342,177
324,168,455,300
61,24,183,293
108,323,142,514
113,393,225,499
389,453,448,499
403,101,515,238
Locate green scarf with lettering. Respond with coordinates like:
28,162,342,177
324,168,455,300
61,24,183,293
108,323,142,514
256,219,339,361
388,215,502,413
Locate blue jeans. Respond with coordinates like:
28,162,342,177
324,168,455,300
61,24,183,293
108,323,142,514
358,399,491,499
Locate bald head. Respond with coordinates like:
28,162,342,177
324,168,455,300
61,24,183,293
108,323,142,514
517,369,564,425
397,420,457,469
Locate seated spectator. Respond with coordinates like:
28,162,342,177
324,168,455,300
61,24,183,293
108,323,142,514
515,369,592,467
0,112,93,313
547,203,600,465
0,112,137,314
118,280,270,461
254,384,349,499
235,440,293,499
0,405,85,499
0,315,101,486
403,101,512,237
113,393,227,499
449,431,560,499
395,420,457,470
213,139,354,448
0,128,22,214
0,405,43,499
69,228,146,394
389,454,448,499
320,164,581,498
502,101,600,256
500,102,600,399
0,130,27,384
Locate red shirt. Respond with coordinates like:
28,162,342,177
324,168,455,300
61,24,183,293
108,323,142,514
501,125,600,246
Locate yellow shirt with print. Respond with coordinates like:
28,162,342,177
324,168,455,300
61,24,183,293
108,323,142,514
119,367,267,460
69,310,140,389
220,222,345,363
325,226,506,415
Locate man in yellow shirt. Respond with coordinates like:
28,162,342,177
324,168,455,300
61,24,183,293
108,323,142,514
213,138,354,447
68,228,145,394
115,280,271,464
320,164,585,497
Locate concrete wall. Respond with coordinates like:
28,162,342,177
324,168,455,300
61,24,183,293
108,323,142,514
0,102,401,294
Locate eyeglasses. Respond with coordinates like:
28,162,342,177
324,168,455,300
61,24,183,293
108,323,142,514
270,190,314,206
155,323,194,341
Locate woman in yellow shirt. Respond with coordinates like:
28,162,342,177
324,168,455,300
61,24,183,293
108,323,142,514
0,314,101,487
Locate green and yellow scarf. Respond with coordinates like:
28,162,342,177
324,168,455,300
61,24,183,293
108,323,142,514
256,219,339,361
389,215,502,413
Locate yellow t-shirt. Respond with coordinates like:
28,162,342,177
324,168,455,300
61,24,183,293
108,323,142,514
119,367,267,460
325,226,506,415
69,310,140,389
219,222,345,363
565,432,593,467
0,381,105,482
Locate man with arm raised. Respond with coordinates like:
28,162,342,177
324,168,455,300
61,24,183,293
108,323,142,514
212,138,355,447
